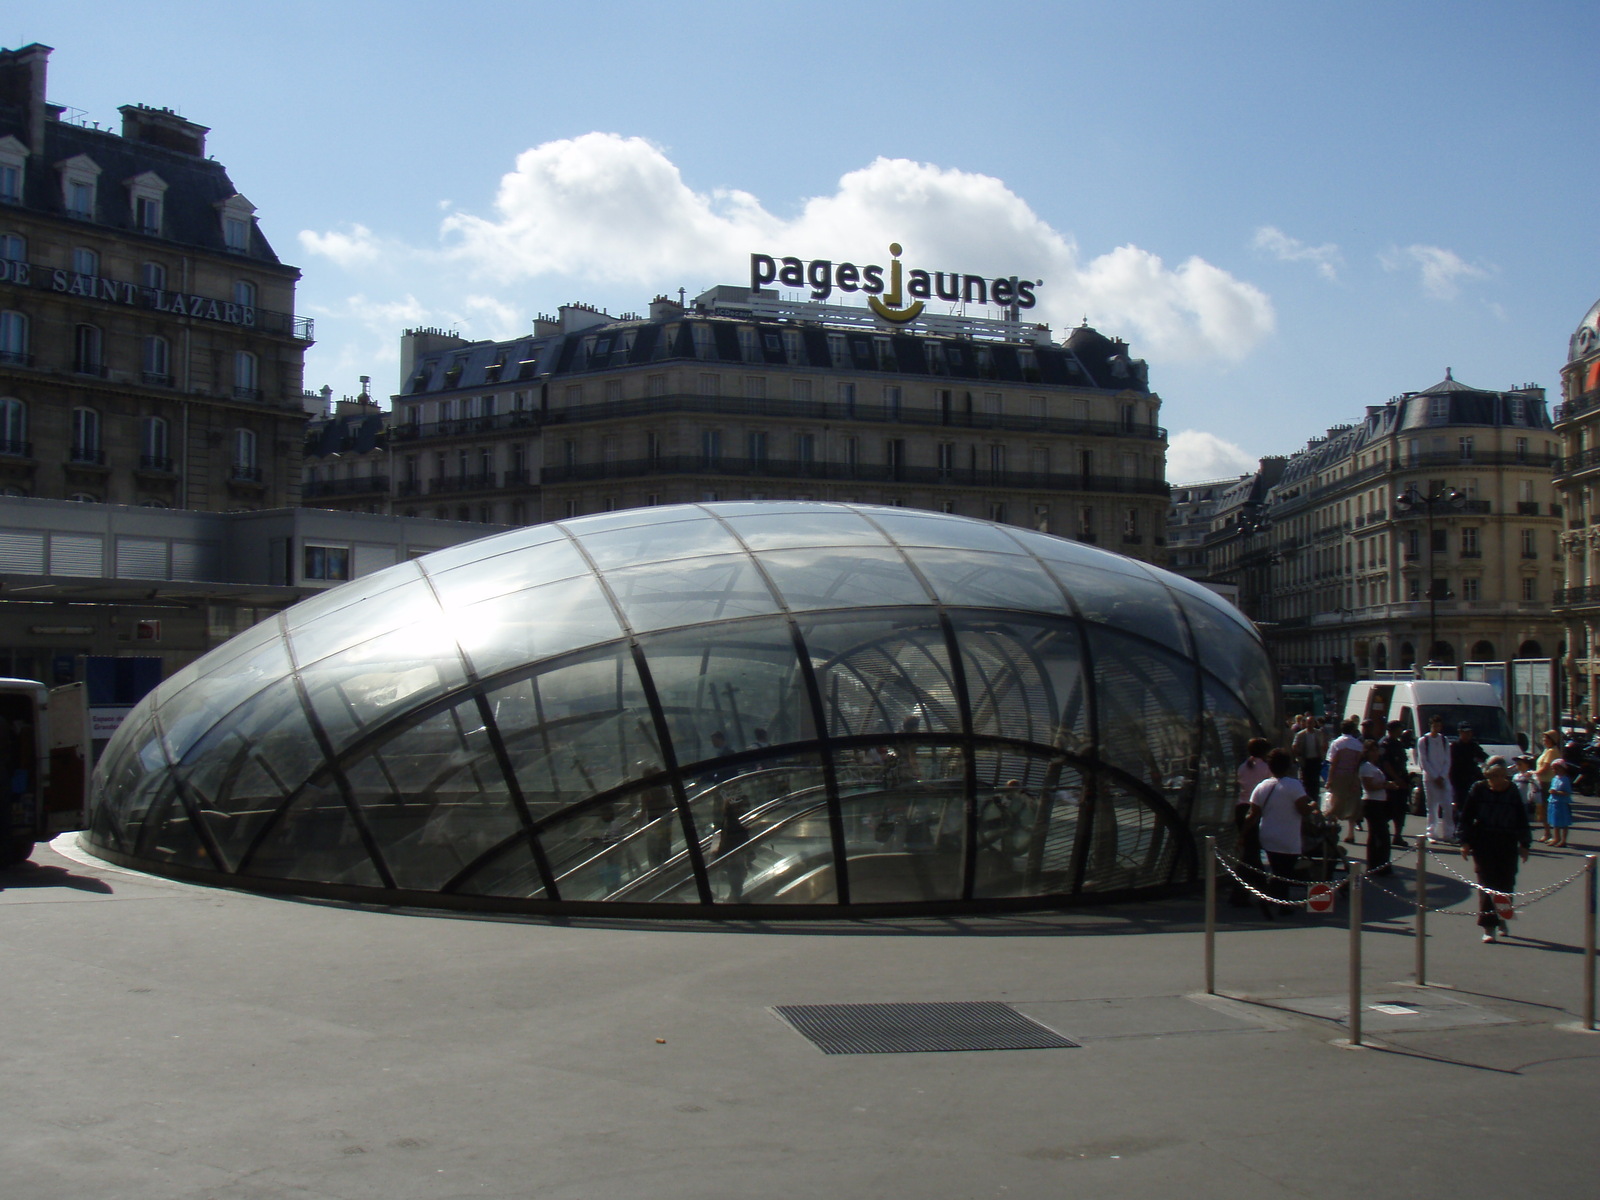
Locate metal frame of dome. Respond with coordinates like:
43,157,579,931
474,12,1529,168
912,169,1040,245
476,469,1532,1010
83,502,1274,917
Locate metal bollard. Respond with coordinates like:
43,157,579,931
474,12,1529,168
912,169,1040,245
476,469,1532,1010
1586,855,1597,1033
1415,833,1428,987
1349,860,1365,1047
1204,835,1217,995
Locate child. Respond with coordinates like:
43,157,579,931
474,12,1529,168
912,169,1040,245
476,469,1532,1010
1512,754,1540,822
1547,760,1574,849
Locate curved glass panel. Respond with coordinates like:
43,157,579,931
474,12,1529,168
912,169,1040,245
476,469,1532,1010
86,502,1276,916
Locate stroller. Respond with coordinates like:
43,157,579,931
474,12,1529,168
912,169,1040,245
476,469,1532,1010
1299,810,1347,882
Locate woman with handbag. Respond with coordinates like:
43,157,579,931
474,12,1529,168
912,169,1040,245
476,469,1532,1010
1458,756,1532,943
1246,748,1314,921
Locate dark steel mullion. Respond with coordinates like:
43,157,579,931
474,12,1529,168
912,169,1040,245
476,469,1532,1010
693,505,850,904
287,669,396,890
1165,589,1206,886
558,523,715,905
144,707,232,872
467,690,560,901
413,559,560,901
629,640,713,903
972,543,1100,901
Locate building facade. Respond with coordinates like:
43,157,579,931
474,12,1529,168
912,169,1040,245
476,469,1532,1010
1553,296,1600,713
302,380,390,515
0,494,506,684
0,44,312,512
1176,374,1562,688
384,290,1170,557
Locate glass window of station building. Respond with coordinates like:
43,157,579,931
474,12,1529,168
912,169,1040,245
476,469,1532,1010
85,503,1274,914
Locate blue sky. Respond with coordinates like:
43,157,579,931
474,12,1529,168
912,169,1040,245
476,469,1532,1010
7,1,1596,481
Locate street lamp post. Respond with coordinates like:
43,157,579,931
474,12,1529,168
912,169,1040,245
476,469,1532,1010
1394,484,1465,671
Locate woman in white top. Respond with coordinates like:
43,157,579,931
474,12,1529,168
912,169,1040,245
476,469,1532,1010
1247,747,1313,920
1231,738,1273,907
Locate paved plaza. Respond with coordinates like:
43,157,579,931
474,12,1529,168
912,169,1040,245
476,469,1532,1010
3,819,1597,1200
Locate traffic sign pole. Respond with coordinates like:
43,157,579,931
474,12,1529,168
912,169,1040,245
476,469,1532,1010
1415,833,1428,987
1348,860,1364,1047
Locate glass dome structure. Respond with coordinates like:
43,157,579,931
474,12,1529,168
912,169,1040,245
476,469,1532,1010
85,502,1274,915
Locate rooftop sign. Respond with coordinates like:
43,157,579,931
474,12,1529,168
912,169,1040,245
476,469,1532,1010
750,243,1040,325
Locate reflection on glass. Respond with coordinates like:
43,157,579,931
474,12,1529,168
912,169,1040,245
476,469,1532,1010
86,502,1276,915
607,554,780,633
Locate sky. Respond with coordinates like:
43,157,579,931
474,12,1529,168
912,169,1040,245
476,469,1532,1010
7,1,1597,483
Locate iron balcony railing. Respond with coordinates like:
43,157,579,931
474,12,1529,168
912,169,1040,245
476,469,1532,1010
1555,585,1600,607
303,476,390,498
67,446,107,466
230,466,264,484
389,393,1168,445
0,438,32,458
540,454,1170,496
136,454,174,473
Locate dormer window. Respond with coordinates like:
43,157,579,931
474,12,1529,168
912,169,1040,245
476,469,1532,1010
0,136,25,204
58,155,102,220
216,193,257,253
126,171,168,236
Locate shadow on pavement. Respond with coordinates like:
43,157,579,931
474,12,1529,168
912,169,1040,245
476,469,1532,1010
0,858,115,894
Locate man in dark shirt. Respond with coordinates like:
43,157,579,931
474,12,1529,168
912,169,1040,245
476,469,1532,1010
1378,720,1411,848
1448,723,1488,829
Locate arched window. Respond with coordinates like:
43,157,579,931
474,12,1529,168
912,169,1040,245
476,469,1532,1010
141,261,166,291
0,232,24,262
142,335,170,385
1518,640,1544,658
1471,640,1496,662
232,428,258,480
71,246,99,276
1374,643,1389,670
233,280,256,309
70,407,101,463
67,493,99,503
1,485,26,497
0,396,25,455
73,324,102,374
140,416,169,470
1399,641,1415,669
1429,640,1455,666
0,309,26,365
234,351,259,400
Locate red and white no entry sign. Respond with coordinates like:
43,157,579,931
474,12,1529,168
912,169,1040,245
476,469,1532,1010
1493,894,1515,921
1307,883,1335,913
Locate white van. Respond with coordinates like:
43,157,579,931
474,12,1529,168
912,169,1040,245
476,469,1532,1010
1341,679,1522,788
0,679,90,866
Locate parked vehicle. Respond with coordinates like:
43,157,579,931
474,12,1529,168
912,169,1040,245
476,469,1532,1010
0,679,90,866
1282,683,1328,721
1341,679,1522,803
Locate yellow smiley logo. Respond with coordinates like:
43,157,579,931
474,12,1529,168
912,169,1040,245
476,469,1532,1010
867,243,926,324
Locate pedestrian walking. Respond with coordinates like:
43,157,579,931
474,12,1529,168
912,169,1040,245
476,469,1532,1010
1546,759,1575,849
1457,756,1532,943
1324,718,1364,844
1418,713,1454,841
1535,729,1561,842
1359,739,1396,874
1379,719,1411,848
1246,748,1314,921
1449,722,1488,830
1231,737,1273,906
1291,715,1326,804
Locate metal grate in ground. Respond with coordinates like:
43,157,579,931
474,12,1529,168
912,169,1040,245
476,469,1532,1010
773,1000,1081,1054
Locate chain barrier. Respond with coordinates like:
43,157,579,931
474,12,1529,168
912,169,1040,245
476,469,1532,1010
1213,851,1348,908
1214,846,1586,915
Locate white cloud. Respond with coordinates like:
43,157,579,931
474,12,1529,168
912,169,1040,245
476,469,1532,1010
1252,225,1341,281
1380,243,1491,300
297,223,387,269
1166,429,1259,484
304,134,1275,365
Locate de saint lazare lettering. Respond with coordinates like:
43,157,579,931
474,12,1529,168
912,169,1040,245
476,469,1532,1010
0,259,256,328
749,242,1040,323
